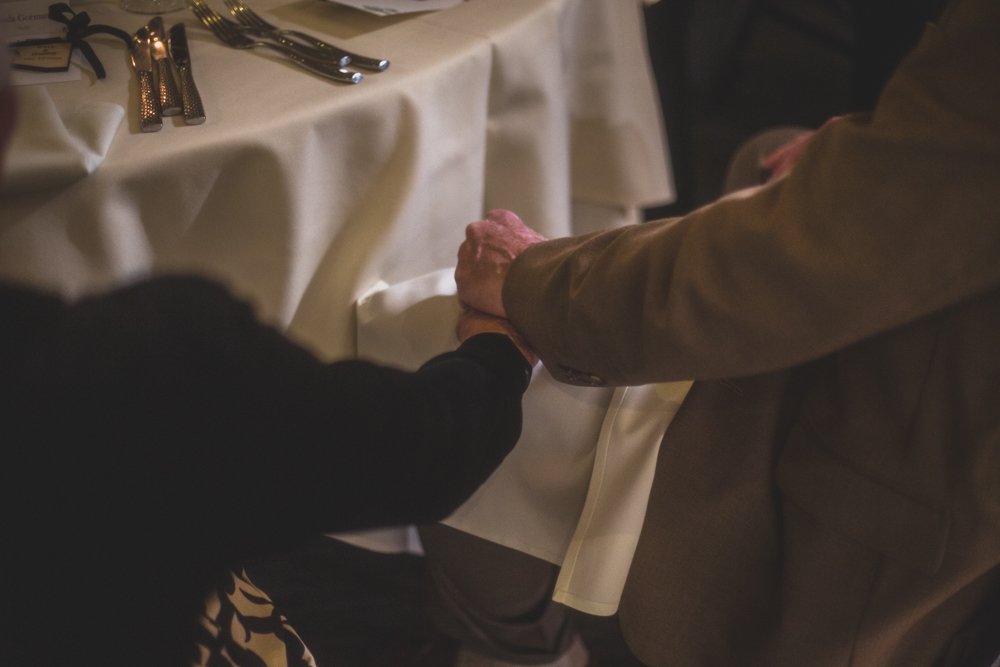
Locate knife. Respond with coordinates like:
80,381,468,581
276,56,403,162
148,16,182,116
168,23,206,126
130,27,162,133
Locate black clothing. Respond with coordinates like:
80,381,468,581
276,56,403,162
0,275,531,666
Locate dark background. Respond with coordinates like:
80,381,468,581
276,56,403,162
644,0,945,217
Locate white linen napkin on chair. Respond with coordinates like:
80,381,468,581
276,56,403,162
1,85,124,195
334,268,691,615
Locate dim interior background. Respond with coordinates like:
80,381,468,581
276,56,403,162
243,1,945,664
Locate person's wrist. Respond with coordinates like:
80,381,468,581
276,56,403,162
458,332,534,391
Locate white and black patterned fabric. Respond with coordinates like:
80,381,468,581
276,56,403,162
194,570,316,667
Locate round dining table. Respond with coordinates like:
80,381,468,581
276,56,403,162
2,0,678,620
2,0,673,361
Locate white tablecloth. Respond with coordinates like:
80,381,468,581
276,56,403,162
1,0,676,615
2,0,673,362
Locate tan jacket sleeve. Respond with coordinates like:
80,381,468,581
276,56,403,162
503,0,1000,386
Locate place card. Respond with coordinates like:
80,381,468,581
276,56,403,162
326,0,464,17
11,40,72,71
2,0,82,84
1,0,58,41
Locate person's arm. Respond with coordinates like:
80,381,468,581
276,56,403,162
47,276,532,542
502,2,1000,386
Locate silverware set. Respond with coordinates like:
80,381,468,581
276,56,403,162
130,17,206,132
188,0,389,83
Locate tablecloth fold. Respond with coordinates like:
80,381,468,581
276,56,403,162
2,85,123,195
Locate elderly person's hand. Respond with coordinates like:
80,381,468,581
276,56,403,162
760,115,844,182
456,305,538,366
455,209,546,318
759,130,817,181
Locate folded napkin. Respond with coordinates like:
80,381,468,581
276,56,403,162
1,85,124,195
335,269,691,615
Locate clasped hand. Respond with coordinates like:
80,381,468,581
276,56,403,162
454,209,546,365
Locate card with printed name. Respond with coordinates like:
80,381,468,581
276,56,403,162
3,0,82,84
1,0,60,40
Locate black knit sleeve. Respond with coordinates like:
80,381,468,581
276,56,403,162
43,275,532,547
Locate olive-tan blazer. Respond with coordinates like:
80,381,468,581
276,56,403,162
504,0,1000,664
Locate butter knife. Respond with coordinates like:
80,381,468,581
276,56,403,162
148,16,182,116
168,23,206,125
130,27,162,133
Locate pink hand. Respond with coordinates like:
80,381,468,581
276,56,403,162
760,131,817,181
455,209,546,318
760,116,844,182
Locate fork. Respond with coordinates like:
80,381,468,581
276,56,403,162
223,0,389,72
188,0,363,83
191,0,307,54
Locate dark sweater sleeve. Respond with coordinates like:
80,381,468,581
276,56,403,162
4,276,532,666
35,275,532,549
